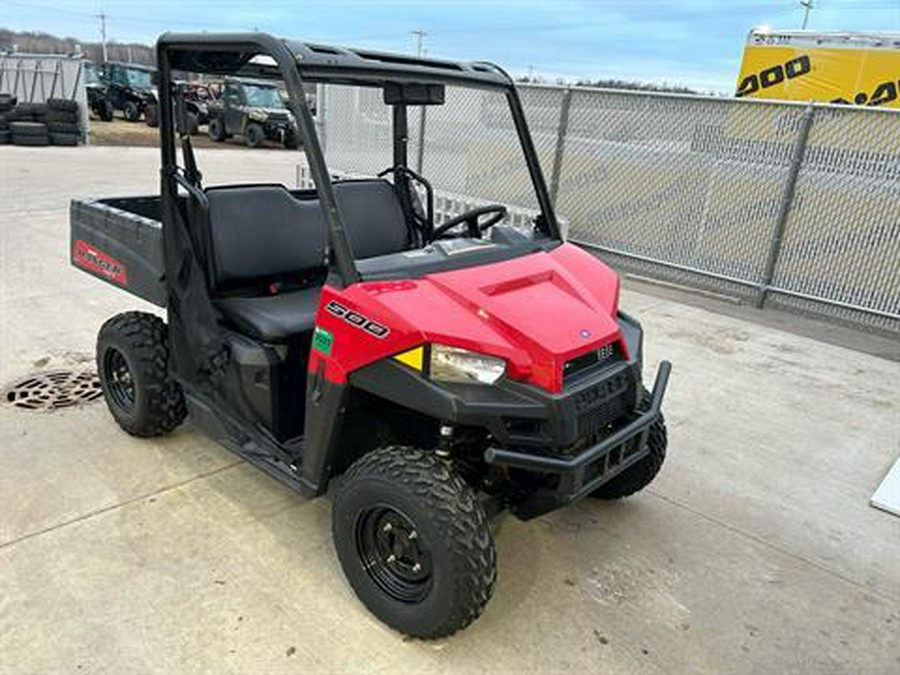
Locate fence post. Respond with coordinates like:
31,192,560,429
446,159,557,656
71,59,89,146
13,58,23,100
49,59,60,98
756,102,815,308
315,83,328,155
549,87,573,208
29,59,40,101
415,106,427,174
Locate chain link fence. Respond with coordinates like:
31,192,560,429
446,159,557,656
316,82,899,334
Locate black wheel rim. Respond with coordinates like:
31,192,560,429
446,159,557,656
355,506,433,603
103,348,136,412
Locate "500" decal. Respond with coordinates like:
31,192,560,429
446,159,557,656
325,300,390,339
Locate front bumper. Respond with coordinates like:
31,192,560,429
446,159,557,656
264,119,297,140
485,360,670,518
348,313,670,518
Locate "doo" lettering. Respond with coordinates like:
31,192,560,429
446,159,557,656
737,55,811,97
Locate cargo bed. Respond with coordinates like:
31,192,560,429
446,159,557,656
70,196,166,306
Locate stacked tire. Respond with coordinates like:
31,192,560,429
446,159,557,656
0,93,15,145
7,101,49,146
45,98,80,146
9,121,50,146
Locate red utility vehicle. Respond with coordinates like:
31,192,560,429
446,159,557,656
70,32,671,638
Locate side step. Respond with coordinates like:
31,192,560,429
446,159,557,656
221,438,318,498
185,392,318,498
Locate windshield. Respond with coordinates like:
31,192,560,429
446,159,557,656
316,82,556,276
243,84,285,109
126,68,153,89
84,64,100,85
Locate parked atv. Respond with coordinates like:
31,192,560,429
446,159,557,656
146,81,216,131
70,32,671,639
100,62,157,122
83,62,114,122
207,77,299,148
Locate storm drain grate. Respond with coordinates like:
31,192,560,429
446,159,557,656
1,369,103,411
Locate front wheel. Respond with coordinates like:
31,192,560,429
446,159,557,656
96,312,187,437
332,446,496,638
589,393,667,500
123,101,141,122
244,122,265,148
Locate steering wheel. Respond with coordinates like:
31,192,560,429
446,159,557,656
432,204,508,240
378,165,434,244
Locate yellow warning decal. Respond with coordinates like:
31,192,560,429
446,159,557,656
393,346,424,371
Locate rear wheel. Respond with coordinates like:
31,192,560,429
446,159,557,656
96,312,186,437
589,392,667,499
244,122,265,148
332,446,496,638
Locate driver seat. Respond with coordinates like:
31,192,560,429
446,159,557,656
332,179,412,258
204,185,328,343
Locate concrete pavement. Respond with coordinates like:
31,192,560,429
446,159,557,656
1,146,898,674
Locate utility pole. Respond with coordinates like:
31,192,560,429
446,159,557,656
528,65,535,81
800,0,813,30
98,12,108,62
411,29,428,57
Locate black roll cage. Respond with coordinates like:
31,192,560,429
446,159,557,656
156,31,561,286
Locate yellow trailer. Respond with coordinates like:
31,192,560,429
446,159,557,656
736,29,900,108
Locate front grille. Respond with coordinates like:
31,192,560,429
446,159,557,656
573,370,630,413
564,342,621,384
577,394,629,437
266,114,291,127
574,370,632,437
578,397,627,437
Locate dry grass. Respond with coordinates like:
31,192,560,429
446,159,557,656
87,116,293,152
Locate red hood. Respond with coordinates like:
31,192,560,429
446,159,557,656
349,244,622,392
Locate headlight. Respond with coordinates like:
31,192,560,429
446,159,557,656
248,110,266,122
430,345,506,385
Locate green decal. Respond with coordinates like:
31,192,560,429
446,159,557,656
313,326,333,355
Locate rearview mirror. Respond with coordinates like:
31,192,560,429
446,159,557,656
383,83,445,106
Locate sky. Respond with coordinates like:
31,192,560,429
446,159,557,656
1,0,899,92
